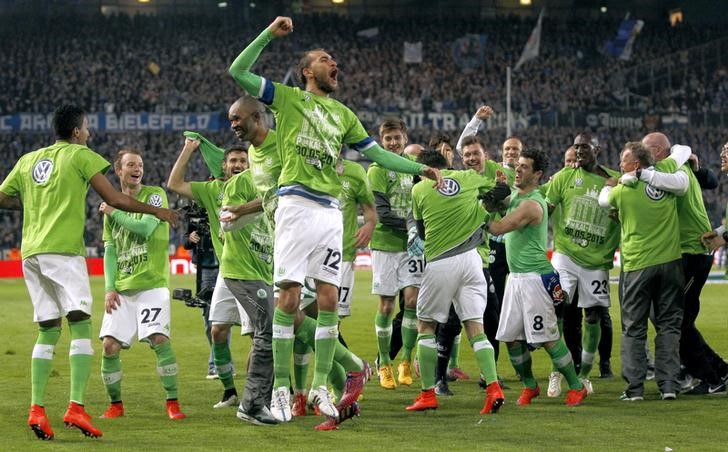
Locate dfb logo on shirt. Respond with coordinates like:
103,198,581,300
438,178,460,196
147,193,163,207
32,159,53,184
644,184,666,201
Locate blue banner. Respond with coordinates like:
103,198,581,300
0,112,224,133
603,19,644,61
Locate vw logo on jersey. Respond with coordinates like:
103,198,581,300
387,170,396,180
32,159,54,184
575,177,583,187
438,178,461,196
217,191,224,201
644,184,666,201
148,193,163,207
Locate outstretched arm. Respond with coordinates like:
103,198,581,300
455,105,493,153
360,142,443,187
0,192,21,210
229,16,293,99
99,202,160,239
487,199,542,236
167,138,200,199
90,174,178,226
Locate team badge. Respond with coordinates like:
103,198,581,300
575,177,583,187
438,178,460,196
644,184,666,201
387,170,396,180
257,288,267,299
32,159,53,184
147,193,163,207
217,191,224,201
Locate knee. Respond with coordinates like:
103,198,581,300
147,333,168,346
584,308,600,324
379,297,395,316
211,325,229,342
66,310,90,323
39,318,62,328
102,337,121,356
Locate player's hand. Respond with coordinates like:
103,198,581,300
105,291,121,314
688,153,700,171
99,202,115,216
189,230,200,243
421,166,443,189
619,172,639,187
407,227,425,257
220,205,240,222
155,208,179,227
183,138,200,152
354,222,375,248
701,230,726,250
475,105,494,121
605,176,618,187
267,16,293,38
495,169,507,184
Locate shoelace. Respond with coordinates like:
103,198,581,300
273,389,288,412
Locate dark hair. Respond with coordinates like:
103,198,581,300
417,149,448,169
52,104,85,139
379,117,407,136
114,149,143,170
428,132,452,149
520,148,549,174
623,141,654,167
461,135,485,151
296,48,326,88
225,146,248,161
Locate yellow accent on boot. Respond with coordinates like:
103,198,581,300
398,360,413,386
379,364,397,389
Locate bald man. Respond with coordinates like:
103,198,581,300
640,133,728,394
404,143,425,159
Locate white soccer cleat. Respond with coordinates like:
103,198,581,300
270,386,292,422
547,372,563,398
308,385,339,418
213,394,239,409
581,378,594,395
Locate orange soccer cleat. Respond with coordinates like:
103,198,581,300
405,388,438,411
63,402,103,438
28,404,54,440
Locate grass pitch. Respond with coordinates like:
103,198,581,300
1,271,727,451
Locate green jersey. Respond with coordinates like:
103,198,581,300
190,179,226,260
0,141,110,259
340,160,374,262
248,128,281,223
504,189,554,274
607,177,681,272
412,169,494,261
546,166,621,270
267,83,370,199
483,160,515,186
221,170,273,284
368,154,416,252
103,186,169,291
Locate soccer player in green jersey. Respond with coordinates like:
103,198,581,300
167,124,253,408
228,16,442,421
406,149,505,413
0,105,176,441
369,118,424,389
99,149,186,420
488,148,587,407
545,133,621,397
638,133,727,394
599,141,685,400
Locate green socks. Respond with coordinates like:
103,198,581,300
579,321,601,378
374,311,393,365
546,338,582,390
272,308,295,389
401,308,418,362
68,319,93,405
153,340,179,399
416,334,438,390
293,338,312,393
213,341,235,390
31,326,61,406
469,333,497,384
507,342,537,389
101,354,123,402
449,333,462,369
311,310,338,389
329,361,347,401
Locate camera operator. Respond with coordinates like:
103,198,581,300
182,202,220,378
167,137,250,407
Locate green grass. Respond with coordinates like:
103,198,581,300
1,271,727,451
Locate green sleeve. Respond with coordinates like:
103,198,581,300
229,29,273,96
110,209,160,239
411,185,422,221
607,185,619,209
104,242,118,292
0,162,21,197
354,165,375,205
362,143,425,176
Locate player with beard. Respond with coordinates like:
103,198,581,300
167,109,255,409
228,16,442,423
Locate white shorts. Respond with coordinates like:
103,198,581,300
371,250,423,296
23,254,93,322
417,249,486,324
99,287,171,348
551,252,610,308
496,273,560,344
274,195,343,287
210,274,253,335
298,261,355,317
